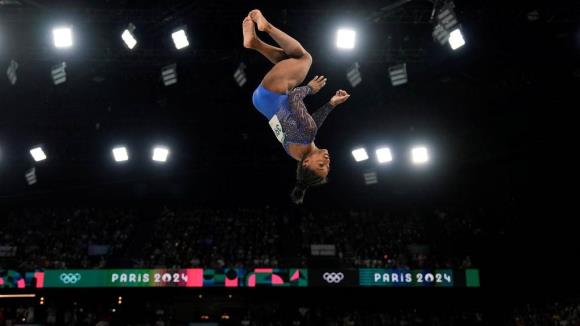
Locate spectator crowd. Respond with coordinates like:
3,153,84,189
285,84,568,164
1,206,485,271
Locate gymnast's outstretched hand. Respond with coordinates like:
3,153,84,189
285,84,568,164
330,90,350,107
307,75,327,94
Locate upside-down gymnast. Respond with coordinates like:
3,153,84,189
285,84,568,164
243,9,351,204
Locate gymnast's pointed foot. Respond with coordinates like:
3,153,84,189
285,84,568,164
249,9,270,32
242,16,258,49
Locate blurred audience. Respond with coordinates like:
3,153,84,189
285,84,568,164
1,206,484,270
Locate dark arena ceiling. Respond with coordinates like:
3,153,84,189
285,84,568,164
0,0,576,204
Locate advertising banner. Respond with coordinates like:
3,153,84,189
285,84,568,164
308,269,359,287
359,269,454,287
1,268,479,289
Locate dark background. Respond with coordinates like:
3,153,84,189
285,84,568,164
0,0,576,295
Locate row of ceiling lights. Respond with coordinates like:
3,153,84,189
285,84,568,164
26,145,170,163
351,146,430,165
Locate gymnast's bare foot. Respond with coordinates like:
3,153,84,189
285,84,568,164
249,9,270,32
242,16,258,49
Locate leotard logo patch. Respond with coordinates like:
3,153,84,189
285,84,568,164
269,115,285,143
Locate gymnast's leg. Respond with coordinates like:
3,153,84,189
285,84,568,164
243,10,312,93
243,16,289,64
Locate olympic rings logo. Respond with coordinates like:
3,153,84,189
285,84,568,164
322,272,344,284
59,273,82,284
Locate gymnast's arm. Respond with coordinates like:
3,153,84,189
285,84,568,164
288,75,327,102
288,86,318,133
311,102,334,128
312,90,351,128
288,85,313,102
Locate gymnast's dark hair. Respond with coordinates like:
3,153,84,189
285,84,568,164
290,153,328,204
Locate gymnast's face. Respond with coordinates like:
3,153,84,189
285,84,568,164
303,148,330,178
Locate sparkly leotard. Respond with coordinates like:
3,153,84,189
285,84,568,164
252,84,333,156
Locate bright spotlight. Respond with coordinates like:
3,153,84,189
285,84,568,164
121,23,137,50
53,27,73,48
433,2,464,49
30,147,47,162
351,148,369,162
411,147,429,165
376,147,393,163
112,147,129,162
336,29,356,49
172,29,189,50
152,146,169,162
448,28,465,50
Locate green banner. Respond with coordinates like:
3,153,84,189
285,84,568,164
2,268,478,288
359,269,454,287
465,269,480,287
41,268,308,288
44,269,191,288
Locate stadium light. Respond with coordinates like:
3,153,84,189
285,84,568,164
112,146,129,162
363,172,378,185
346,62,362,87
171,29,189,50
448,28,465,50
0,294,36,299
52,27,73,48
336,28,356,49
121,23,137,50
161,64,177,86
25,167,37,185
527,10,540,22
389,63,407,86
6,60,18,85
352,147,369,162
437,3,458,31
152,146,169,162
233,62,247,87
51,62,67,85
411,146,429,165
432,2,466,50
29,146,47,162
432,23,450,45
376,147,393,164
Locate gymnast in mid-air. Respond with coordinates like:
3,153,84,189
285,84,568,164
243,9,351,204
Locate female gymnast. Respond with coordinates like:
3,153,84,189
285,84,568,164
243,9,351,204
